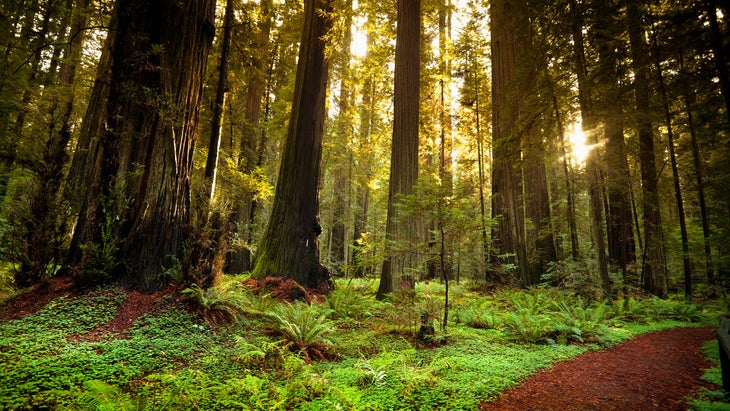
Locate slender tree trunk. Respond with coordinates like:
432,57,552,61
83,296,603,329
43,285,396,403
252,0,333,291
626,0,668,298
70,0,216,291
377,0,421,299
704,0,730,126
549,88,579,260
203,0,234,200
570,0,611,298
328,0,354,274
350,30,375,279
680,50,715,284
16,0,91,286
228,0,273,274
474,53,490,280
650,18,692,299
0,0,49,199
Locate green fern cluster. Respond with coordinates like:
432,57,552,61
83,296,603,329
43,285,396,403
264,302,336,360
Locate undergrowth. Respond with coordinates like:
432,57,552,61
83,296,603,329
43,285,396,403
0,277,723,410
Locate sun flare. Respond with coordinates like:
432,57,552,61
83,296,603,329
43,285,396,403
568,122,591,164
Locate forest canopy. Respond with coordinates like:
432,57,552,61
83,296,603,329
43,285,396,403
0,0,728,299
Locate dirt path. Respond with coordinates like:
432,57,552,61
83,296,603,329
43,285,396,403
481,326,719,411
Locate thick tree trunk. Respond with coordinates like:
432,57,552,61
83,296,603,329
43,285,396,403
377,0,421,299
523,129,556,284
489,0,530,285
626,0,668,298
70,0,216,291
252,0,333,291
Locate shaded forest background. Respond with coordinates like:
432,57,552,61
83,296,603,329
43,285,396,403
0,0,729,300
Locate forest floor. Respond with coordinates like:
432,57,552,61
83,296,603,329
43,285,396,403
0,276,726,410
482,325,719,410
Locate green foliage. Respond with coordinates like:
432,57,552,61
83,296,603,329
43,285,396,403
182,281,247,324
264,302,336,358
1,281,723,410
77,194,127,285
325,282,375,321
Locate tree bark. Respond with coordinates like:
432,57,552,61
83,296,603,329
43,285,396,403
70,0,216,291
626,0,668,298
377,0,421,299
489,0,530,285
252,0,333,291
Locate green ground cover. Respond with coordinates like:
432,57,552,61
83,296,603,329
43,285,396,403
0,277,726,410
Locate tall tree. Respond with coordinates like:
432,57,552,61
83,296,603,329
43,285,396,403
227,0,275,274
570,0,611,297
592,0,636,272
16,0,92,286
202,0,235,200
252,0,333,291
626,0,668,297
489,0,530,284
70,0,216,290
376,0,421,299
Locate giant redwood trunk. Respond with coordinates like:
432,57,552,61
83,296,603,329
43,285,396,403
626,0,668,297
70,0,216,291
252,0,333,291
489,0,530,284
376,0,421,299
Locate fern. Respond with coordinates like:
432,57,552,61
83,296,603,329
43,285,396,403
77,380,143,411
265,302,336,360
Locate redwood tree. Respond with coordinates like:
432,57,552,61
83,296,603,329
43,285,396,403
252,0,333,291
376,0,421,299
70,0,216,291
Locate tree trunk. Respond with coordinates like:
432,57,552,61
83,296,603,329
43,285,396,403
328,0,353,274
680,50,715,284
228,0,273,274
70,0,216,291
592,0,636,271
203,0,234,200
650,17,692,299
626,0,668,298
489,0,530,285
16,0,91,286
252,0,333,291
704,0,730,126
570,0,611,298
64,5,116,215
377,0,421,299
